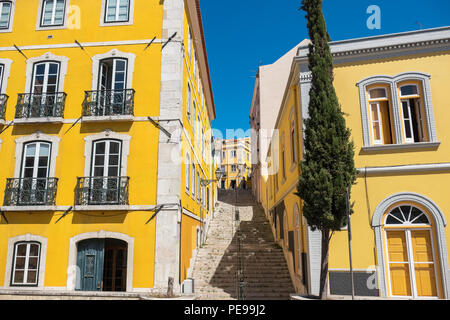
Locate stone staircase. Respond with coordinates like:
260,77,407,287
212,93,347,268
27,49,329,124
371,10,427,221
191,189,295,300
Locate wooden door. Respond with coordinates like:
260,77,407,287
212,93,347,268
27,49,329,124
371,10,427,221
76,239,105,291
411,230,438,297
387,231,412,296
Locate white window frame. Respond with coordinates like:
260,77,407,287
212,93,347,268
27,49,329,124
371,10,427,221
4,234,48,289
83,130,131,177
91,49,135,91
0,0,14,33
369,102,384,145
11,242,41,286
100,0,134,27
186,82,191,124
36,0,70,31
191,163,195,199
31,61,61,95
185,153,190,192
24,53,68,95
14,132,60,179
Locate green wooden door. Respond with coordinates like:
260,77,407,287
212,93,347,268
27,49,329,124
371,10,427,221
76,239,105,291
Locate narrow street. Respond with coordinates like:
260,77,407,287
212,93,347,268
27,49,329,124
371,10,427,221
192,189,294,300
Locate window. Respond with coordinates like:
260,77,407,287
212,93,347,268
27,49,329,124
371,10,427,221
99,58,127,91
193,102,197,140
385,205,430,225
231,150,236,158
185,154,190,192
231,165,236,172
105,0,130,23
191,163,195,198
358,73,437,148
32,61,60,95
40,0,66,27
290,114,297,164
22,142,51,180
11,242,41,286
293,204,302,275
196,171,200,201
281,135,286,180
0,1,12,29
188,27,193,61
367,87,394,145
187,83,191,123
399,84,426,143
0,63,4,93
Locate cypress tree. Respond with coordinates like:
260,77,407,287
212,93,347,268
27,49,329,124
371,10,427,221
296,0,356,299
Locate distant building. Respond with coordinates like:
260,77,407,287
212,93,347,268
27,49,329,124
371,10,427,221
215,138,251,190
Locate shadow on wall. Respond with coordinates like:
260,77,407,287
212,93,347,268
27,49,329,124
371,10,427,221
208,189,295,300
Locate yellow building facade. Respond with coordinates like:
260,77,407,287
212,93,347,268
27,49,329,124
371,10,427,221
257,27,450,299
215,138,251,190
0,0,216,296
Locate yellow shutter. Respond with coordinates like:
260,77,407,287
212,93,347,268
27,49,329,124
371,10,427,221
411,230,438,297
387,231,412,296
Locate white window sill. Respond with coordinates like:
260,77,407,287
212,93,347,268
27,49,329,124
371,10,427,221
36,25,67,31
0,119,5,126
14,117,64,124
100,21,133,27
0,206,70,212
81,115,134,123
362,141,440,152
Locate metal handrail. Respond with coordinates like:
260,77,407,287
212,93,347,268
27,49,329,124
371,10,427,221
82,89,135,117
75,176,130,206
3,177,58,206
15,92,66,119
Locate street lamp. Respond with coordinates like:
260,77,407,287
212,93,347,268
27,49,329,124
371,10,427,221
200,168,224,187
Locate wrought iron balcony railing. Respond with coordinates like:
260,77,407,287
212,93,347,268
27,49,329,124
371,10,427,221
3,177,58,206
0,94,8,120
15,92,66,119
82,89,135,117
75,176,130,206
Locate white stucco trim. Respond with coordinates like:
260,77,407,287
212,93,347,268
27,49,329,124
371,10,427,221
372,192,449,299
0,58,13,94
3,234,48,290
91,49,136,91
67,231,134,292
357,72,436,147
83,130,131,177
35,0,70,31
14,131,61,178
99,0,135,27
24,52,69,93
0,0,15,33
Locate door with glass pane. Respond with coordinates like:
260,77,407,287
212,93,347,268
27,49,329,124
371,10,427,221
98,58,127,115
20,142,51,205
90,140,121,204
401,99,423,144
31,62,60,117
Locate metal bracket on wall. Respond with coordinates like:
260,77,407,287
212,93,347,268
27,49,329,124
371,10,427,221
13,44,28,59
64,117,82,135
162,32,177,50
0,211,8,224
145,203,180,225
0,121,13,135
143,36,157,51
147,117,172,139
55,206,73,224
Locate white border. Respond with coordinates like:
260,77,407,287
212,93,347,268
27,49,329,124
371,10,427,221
100,0,134,27
372,192,450,298
24,52,69,93
35,0,70,31
0,0,15,33
0,58,13,94
66,231,134,292
83,130,131,177
14,131,61,178
3,234,48,290
91,49,136,91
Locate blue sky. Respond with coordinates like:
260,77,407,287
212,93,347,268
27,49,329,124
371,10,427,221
200,0,450,137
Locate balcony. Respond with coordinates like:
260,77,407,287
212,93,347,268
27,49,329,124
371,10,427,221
75,176,130,206
3,177,58,207
14,93,66,124
0,94,7,124
82,89,135,122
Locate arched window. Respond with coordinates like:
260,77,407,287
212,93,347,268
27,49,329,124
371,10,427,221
367,86,394,145
398,82,427,143
383,204,439,298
